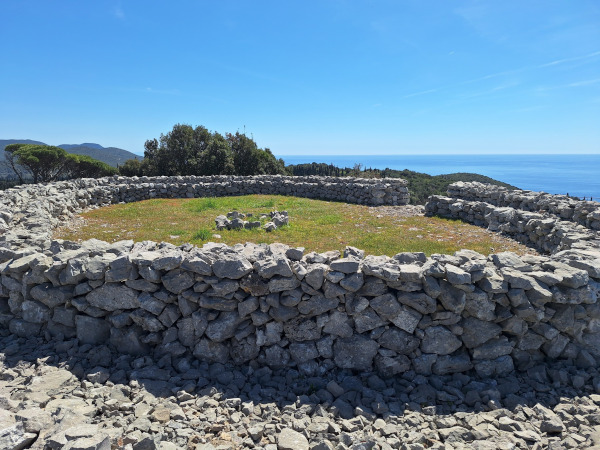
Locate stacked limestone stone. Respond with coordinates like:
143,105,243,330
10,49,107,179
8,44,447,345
4,178,600,449
2,177,600,380
447,181,600,231
425,196,600,254
2,236,600,379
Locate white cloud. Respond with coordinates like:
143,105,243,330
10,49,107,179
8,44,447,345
538,50,600,68
113,5,125,20
568,78,600,87
402,89,437,99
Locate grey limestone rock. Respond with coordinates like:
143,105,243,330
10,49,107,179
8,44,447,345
432,352,473,375
330,258,360,274
446,264,472,285
305,264,328,290
86,283,140,311
193,339,229,363
339,272,364,292
239,272,270,296
378,327,420,354
390,307,423,334
333,335,379,370
397,292,437,314
369,293,401,320
161,269,195,294
129,310,165,332
460,317,502,348
110,327,149,355
105,255,134,282
277,428,309,450
21,300,50,324
30,283,74,308
375,354,411,377
472,336,515,360
289,341,319,363
439,280,467,314
254,257,293,279
181,253,212,275
322,311,353,338
285,247,305,261
205,311,242,342
353,308,387,333
421,326,462,355
75,315,110,345
212,255,253,279
268,276,300,292
152,250,184,271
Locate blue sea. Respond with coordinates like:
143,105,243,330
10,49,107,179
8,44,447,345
278,154,600,201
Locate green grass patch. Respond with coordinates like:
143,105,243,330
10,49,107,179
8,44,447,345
54,195,533,257
192,228,213,241
187,198,219,212
314,214,342,225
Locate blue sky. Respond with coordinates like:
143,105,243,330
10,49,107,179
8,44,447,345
1,1,599,156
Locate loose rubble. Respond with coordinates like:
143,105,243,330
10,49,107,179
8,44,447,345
215,211,289,232
3,333,600,449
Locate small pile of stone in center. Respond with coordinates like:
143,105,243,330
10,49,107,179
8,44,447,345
215,210,289,232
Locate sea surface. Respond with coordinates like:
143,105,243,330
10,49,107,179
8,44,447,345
278,154,600,201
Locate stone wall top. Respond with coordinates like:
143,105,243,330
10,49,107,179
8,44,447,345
447,181,600,231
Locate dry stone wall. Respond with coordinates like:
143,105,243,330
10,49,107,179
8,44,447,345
1,177,600,379
447,181,600,231
0,175,408,258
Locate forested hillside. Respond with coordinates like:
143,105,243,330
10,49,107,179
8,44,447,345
0,140,137,175
287,163,516,205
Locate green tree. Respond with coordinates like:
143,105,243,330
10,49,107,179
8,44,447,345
119,158,144,177
144,124,212,176
143,124,286,176
197,133,235,175
142,138,161,175
4,143,118,184
66,154,118,178
227,132,261,175
2,147,26,183
226,132,286,175
5,144,70,183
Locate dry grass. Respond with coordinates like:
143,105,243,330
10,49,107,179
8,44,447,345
53,195,536,257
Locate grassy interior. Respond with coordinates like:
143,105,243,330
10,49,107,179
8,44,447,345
53,195,534,257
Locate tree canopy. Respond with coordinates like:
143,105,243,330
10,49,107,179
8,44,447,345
4,143,117,183
132,124,287,177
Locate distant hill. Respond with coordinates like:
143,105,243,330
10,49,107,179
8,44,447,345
391,170,517,205
0,140,138,178
59,142,104,150
0,139,47,152
57,143,138,167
